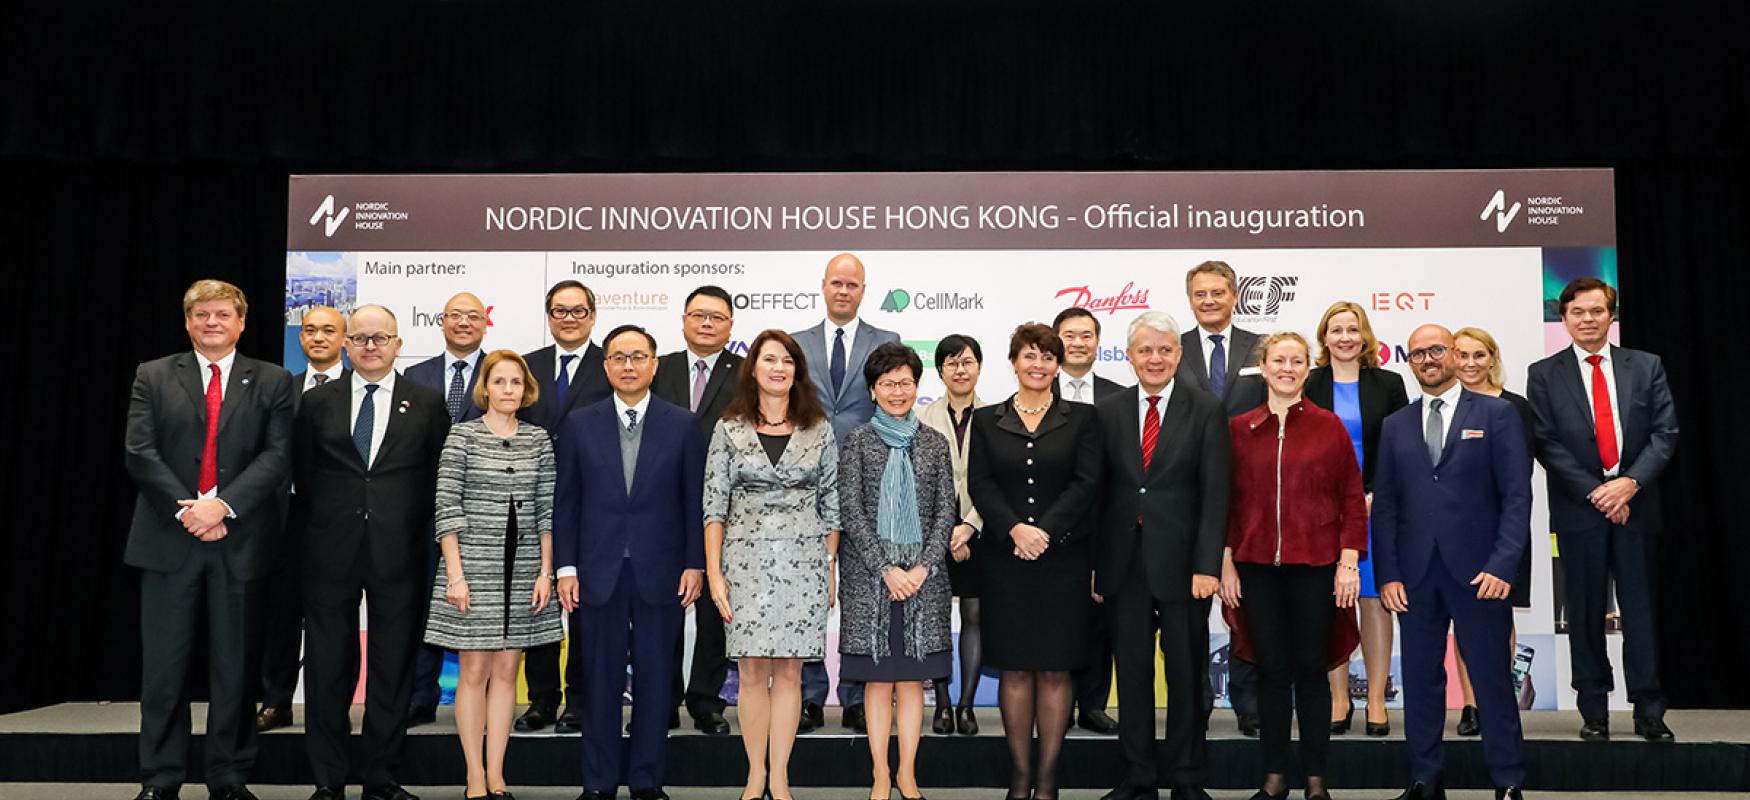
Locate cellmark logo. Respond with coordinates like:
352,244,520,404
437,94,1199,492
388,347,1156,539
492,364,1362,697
881,290,911,312
1236,276,1297,316
881,289,985,312
1481,189,1522,233
308,195,349,238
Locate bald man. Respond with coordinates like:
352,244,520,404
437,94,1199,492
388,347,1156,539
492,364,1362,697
1371,324,1531,800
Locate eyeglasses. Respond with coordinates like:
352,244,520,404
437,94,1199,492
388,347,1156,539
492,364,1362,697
347,333,395,348
1406,345,1449,364
685,311,731,325
607,353,653,366
875,379,917,392
940,357,979,372
442,311,486,324
548,306,593,320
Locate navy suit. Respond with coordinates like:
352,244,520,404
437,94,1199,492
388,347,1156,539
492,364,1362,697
554,395,705,793
1372,389,1531,789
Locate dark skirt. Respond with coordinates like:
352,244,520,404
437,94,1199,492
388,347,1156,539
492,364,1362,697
977,536,1093,672
946,549,980,598
840,603,953,683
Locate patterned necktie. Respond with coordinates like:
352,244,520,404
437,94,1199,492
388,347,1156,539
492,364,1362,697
1425,396,1446,465
1141,395,1162,471
1587,354,1619,470
198,363,223,494
354,384,379,466
691,359,709,412
1208,334,1227,398
446,360,467,422
555,353,577,411
830,328,847,395
626,408,639,430
313,373,330,385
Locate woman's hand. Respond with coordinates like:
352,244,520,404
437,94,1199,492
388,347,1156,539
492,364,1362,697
951,543,972,562
531,575,552,614
1334,563,1361,609
1218,554,1242,609
828,564,839,610
949,523,976,552
446,576,470,615
1009,523,1050,560
883,567,918,601
708,571,732,622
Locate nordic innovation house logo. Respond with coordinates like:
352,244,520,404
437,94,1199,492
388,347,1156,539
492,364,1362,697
1481,189,1522,233
309,195,349,238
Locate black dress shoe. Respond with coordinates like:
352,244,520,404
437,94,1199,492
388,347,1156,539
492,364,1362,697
932,705,954,734
575,792,615,800
1237,712,1261,737
1331,700,1355,735
256,705,292,732
1635,716,1675,742
1099,786,1159,800
362,783,420,800
955,706,979,735
133,788,179,800
1456,705,1481,736
406,706,438,728
1366,718,1391,737
1579,719,1609,741
487,792,515,800
1494,788,1524,800
1168,788,1214,800
843,703,868,733
1078,709,1120,735
694,710,731,735
1389,782,1445,800
1245,790,1287,800
515,704,558,732
799,702,824,733
307,789,344,800
630,789,670,800
555,707,583,735
209,785,260,800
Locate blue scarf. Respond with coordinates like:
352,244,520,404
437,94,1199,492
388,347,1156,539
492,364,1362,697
870,409,923,568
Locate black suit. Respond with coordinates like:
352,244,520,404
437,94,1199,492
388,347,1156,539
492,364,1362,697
292,375,449,789
124,351,294,792
650,348,744,718
1178,326,1267,417
520,342,614,713
1093,384,1231,793
1052,371,1126,715
1303,365,1411,492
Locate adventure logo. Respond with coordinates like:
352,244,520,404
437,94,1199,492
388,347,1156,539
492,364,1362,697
880,289,986,312
1235,276,1297,318
1055,281,1149,315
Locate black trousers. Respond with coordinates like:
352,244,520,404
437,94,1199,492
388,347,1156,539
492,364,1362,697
258,557,304,710
1110,568,1210,791
523,631,587,712
1226,658,1260,718
303,562,421,789
1235,562,1336,778
680,591,730,716
1559,521,1665,722
139,545,258,790
1073,605,1114,714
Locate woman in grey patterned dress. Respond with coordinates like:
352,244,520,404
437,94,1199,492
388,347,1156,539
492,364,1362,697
425,350,562,800
704,330,840,800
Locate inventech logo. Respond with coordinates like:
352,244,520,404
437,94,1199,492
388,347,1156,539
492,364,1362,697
1481,189,1522,233
308,195,349,238
1235,276,1297,316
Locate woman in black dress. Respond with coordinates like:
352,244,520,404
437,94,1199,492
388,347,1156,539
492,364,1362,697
968,324,1102,800
1451,326,1539,736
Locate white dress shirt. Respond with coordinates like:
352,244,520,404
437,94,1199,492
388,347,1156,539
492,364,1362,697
304,362,344,393
1138,380,1177,446
827,317,863,356
183,349,237,515
613,391,653,431
1199,323,1235,375
349,369,397,468
1420,379,1465,455
1059,370,1098,404
446,348,484,393
1573,343,1625,477
688,347,725,376
554,341,590,383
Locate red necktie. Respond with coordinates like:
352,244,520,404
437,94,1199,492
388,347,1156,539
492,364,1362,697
1586,354,1619,471
1141,395,1161,471
198,363,223,494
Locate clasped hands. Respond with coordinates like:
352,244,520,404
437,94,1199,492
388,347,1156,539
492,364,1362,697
177,497,230,541
1009,522,1050,560
1590,476,1637,525
883,564,930,601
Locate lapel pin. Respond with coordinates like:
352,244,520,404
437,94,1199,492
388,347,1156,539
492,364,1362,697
400,400,411,414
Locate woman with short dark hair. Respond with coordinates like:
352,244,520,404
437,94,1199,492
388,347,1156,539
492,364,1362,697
918,334,988,736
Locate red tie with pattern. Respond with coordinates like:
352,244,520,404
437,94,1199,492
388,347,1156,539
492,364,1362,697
198,363,223,494
1586,354,1619,471
1142,395,1161,471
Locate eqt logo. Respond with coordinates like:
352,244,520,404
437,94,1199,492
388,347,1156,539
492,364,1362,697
1235,276,1297,316
308,195,349,238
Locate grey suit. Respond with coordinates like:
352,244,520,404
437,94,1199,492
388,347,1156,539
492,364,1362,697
1178,326,1267,418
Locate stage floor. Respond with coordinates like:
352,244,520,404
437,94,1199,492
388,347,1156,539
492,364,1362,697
3,705,1746,793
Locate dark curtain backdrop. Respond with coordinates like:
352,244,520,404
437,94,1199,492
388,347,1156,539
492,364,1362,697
2,2,1746,714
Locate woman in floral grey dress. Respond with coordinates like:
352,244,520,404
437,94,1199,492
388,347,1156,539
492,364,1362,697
704,329,840,800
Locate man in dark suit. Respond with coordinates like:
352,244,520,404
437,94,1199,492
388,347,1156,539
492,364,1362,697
1093,311,1230,800
651,285,744,736
125,280,294,800
555,325,706,800
1173,259,1264,733
400,291,488,725
1051,305,1124,735
791,252,900,732
257,305,348,733
516,280,613,734
293,305,450,800
1527,278,1679,743
1373,324,1530,800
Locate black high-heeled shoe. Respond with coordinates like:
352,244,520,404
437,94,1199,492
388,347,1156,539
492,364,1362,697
1365,716,1391,736
1330,699,1355,735
932,705,954,734
955,705,979,736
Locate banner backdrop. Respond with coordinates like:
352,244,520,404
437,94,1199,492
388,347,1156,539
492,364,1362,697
287,170,1618,711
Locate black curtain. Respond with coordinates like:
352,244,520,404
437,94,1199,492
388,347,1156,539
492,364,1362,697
2,1,1746,714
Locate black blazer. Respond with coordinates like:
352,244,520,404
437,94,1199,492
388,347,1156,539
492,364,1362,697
1050,372,1127,404
1178,326,1267,417
967,398,1103,547
124,352,295,581
1526,346,1678,534
523,343,611,435
1092,385,1232,603
651,349,745,440
291,376,450,582
1303,365,1411,492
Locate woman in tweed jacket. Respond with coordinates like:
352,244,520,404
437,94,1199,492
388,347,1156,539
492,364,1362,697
838,343,957,800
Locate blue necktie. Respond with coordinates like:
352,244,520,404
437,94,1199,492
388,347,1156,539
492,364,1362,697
1208,334,1227,398
353,384,379,465
626,408,639,430
446,360,467,422
830,328,847,395
555,353,577,411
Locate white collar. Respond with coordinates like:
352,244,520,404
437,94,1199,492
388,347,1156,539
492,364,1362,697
1201,323,1234,342
555,340,591,357
307,362,344,384
352,368,397,394
445,348,483,368
1572,341,1612,365
194,349,236,374
613,391,653,429
828,317,862,346
1422,380,1463,410
686,347,725,370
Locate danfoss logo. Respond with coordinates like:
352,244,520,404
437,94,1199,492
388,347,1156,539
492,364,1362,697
1481,189,1522,233
308,195,349,238
1055,282,1150,315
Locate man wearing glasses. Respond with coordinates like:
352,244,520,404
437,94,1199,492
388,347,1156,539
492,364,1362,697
652,285,745,736
404,291,493,726
519,279,615,734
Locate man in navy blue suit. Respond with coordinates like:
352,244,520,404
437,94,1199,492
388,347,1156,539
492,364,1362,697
401,291,490,725
555,324,706,800
1372,324,1531,800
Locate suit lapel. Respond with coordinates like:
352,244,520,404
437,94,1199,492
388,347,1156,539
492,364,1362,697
177,353,210,424
1225,329,1256,391
701,352,739,413
1148,387,1186,479
1610,348,1636,435
1435,391,1478,469
1561,352,1594,434
217,357,254,436
796,323,830,396
594,402,632,499
372,378,419,470
627,401,668,499
1112,387,1143,481
331,380,367,471
1181,332,1209,388
838,321,879,403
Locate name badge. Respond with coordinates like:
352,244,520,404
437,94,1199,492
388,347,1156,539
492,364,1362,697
1461,429,1485,440
1238,366,1262,377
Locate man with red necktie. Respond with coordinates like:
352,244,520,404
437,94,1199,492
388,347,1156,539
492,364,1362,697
124,280,294,800
1528,278,1680,743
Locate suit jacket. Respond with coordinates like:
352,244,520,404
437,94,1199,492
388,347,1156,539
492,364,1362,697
1178,326,1267,417
1371,390,1532,588
553,395,706,607
1051,372,1127,404
522,343,611,435
405,351,487,424
917,395,986,531
1092,384,1232,602
291,376,451,582
651,349,745,440
793,319,902,442
1303,365,1411,492
1526,346,1677,535
124,352,295,580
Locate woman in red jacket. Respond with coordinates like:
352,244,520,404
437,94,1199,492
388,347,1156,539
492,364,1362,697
1219,332,1367,800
